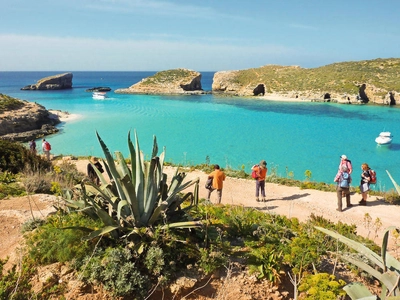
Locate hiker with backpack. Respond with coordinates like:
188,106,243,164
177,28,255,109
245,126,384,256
251,160,268,202
42,138,52,161
338,154,352,197
334,164,353,212
359,163,372,206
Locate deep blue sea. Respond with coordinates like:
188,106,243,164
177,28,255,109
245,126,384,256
1,71,399,191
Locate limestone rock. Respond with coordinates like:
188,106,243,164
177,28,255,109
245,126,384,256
21,72,73,90
85,87,112,92
0,95,61,142
115,69,203,95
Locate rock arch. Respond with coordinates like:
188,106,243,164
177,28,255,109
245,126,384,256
253,84,265,96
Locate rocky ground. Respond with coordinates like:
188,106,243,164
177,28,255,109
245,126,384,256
1,160,399,299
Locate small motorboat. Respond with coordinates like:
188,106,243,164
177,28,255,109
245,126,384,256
375,131,393,145
92,92,107,100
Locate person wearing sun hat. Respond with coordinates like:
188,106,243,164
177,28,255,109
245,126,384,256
252,160,268,202
338,154,352,174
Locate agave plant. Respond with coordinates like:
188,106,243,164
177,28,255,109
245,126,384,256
64,130,202,240
315,226,400,300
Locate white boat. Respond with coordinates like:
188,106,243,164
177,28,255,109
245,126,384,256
375,131,393,145
92,92,107,100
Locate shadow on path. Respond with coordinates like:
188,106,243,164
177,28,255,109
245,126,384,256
268,193,311,201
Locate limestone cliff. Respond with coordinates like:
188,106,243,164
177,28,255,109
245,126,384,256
0,94,60,142
212,59,400,105
21,73,73,90
115,69,203,95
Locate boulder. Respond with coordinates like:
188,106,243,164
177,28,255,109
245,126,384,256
115,69,203,95
0,96,61,142
21,73,73,90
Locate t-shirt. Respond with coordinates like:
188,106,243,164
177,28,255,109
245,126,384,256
208,169,226,189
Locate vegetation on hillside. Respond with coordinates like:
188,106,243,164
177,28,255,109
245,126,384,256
232,58,400,95
0,93,24,113
139,68,198,86
1,138,400,298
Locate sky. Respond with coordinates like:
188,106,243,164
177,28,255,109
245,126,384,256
1,0,399,71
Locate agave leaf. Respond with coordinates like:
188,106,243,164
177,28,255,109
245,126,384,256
128,131,137,188
315,226,384,269
141,157,161,224
382,226,400,273
133,131,145,211
160,221,203,230
115,151,131,180
96,132,127,201
386,170,400,195
343,282,376,300
151,135,158,159
341,255,386,283
119,174,139,219
81,225,120,240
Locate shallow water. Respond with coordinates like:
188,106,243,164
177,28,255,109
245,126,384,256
1,71,399,191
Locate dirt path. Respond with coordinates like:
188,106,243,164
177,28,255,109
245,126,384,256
1,160,399,267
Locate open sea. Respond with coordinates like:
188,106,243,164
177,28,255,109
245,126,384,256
1,71,399,191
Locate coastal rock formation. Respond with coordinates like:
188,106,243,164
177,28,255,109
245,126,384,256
85,87,112,92
21,73,73,90
0,95,60,142
212,59,400,105
115,69,204,95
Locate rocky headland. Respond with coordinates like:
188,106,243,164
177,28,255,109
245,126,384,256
21,72,73,90
0,94,61,142
114,58,400,105
115,68,207,95
211,59,400,105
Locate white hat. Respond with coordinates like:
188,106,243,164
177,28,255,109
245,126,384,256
340,154,347,160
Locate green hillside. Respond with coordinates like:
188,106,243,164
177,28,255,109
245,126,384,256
233,58,400,96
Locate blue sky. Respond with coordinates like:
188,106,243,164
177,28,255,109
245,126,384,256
1,0,399,71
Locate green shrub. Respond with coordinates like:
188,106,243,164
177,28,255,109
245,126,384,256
0,258,35,299
298,272,346,299
80,247,149,298
25,212,103,265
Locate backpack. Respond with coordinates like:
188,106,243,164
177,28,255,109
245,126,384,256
44,141,51,151
339,172,350,188
369,169,377,184
251,165,259,179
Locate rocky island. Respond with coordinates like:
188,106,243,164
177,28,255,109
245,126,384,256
212,58,400,105
0,94,61,142
21,72,73,90
115,68,206,95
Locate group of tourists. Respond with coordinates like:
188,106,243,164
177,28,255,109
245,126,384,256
29,138,52,161
334,154,374,211
205,154,374,210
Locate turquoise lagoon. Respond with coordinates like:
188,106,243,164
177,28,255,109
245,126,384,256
1,71,399,191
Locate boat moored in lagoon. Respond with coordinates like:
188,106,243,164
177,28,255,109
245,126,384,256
375,131,393,145
92,92,107,100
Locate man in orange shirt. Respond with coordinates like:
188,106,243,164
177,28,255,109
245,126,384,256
207,164,226,204
252,160,268,202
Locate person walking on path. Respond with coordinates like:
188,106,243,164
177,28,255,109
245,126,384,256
87,156,104,186
359,163,371,206
207,164,226,204
252,160,268,202
41,139,51,161
29,139,36,154
334,164,352,212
